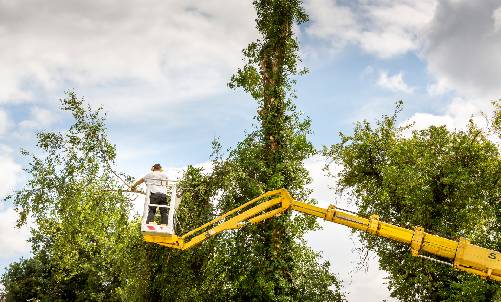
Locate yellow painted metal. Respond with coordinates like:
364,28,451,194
143,189,291,250
453,238,501,282
142,189,501,282
367,215,380,235
248,207,286,224
376,222,414,244
411,226,425,256
181,189,285,240
143,233,183,249
291,202,326,218
421,233,458,259
182,197,284,250
320,204,370,231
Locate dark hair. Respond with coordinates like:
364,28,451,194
152,163,162,171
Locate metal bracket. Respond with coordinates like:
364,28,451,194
324,205,336,221
367,215,380,235
411,226,425,256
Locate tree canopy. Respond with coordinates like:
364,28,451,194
178,0,345,300
2,92,131,301
324,102,501,301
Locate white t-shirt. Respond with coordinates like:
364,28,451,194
143,171,169,194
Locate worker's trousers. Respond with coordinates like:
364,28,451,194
147,192,169,224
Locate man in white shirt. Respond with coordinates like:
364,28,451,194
131,163,169,225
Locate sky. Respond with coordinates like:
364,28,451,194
1,0,501,300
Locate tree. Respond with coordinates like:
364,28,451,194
1,253,53,301
1,93,220,302
324,102,501,301
2,92,131,301
184,0,345,300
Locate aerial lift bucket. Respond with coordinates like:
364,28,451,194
141,180,179,236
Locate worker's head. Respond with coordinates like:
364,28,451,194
151,163,162,171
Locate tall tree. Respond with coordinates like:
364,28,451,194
190,0,345,300
1,93,219,302
324,103,501,301
2,92,131,301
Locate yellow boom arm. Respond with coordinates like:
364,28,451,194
143,189,501,282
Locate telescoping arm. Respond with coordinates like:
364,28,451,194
143,189,501,282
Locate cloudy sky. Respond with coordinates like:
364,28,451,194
1,0,500,300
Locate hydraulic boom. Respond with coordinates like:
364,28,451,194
143,189,501,282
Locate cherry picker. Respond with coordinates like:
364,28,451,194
140,188,501,282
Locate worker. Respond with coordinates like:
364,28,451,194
131,163,169,225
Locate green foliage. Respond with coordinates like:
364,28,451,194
324,102,501,301
193,132,343,301
491,100,501,139
1,94,221,302
2,92,131,301
178,0,345,300
1,253,52,302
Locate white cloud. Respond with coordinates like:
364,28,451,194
494,6,501,32
0,150,29,274
427,77,452,96
0,75,33,103
304,0,359,49
377,71,414,93
359,30,416,59
305,0,501,127
304,155,354,210
401,112,455,133
0,206,31,259
400,97,494,136
305,0,437,58
424,1,501,100
0,0,257,116
305,1,500,97
18,107,57,130
0,110,11,135
13,107,59,139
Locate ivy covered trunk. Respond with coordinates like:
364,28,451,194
259,1,300,294
213,0,344,300
259,0,293,294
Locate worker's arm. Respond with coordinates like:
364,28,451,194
130,178,144,191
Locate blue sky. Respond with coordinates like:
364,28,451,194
1,0,500,300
